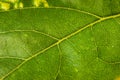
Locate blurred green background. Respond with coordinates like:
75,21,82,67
0,0,49,11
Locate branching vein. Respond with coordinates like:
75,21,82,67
0,56,25,61
0,30,59,40
1,11,120,80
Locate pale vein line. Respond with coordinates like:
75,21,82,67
97,57,120,64
67,39,80,53
1,13,120,80
50,7,102,19
0,57,25,61
0,30,59,40
0,7,101,19
114,18,120,25
90,24,101,64
55,44,62,79
32,30,59,40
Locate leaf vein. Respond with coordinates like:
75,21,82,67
0,30,59,40
55,44,62,79
1,13,120,80
0,56,25,60
0,7,101,19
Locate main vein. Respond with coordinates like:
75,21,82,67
1,13,120,80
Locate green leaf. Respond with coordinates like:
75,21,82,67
0,1,120,80
47,0,120,16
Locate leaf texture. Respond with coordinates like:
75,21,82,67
47,0,120,16
0,0,120,80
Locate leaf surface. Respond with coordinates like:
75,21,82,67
0,1,120,80
47,0,120,16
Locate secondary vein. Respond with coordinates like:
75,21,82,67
0,30,59,40
0,57,25,61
